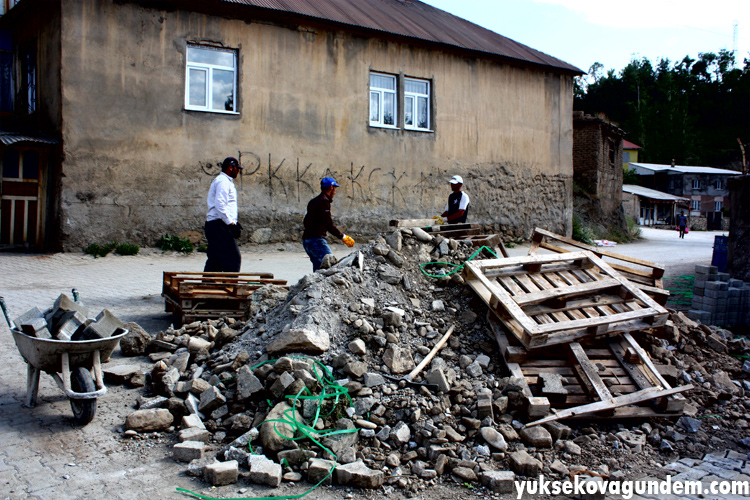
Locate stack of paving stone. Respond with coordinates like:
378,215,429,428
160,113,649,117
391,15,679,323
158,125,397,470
688,265,750,327
13,293,125,341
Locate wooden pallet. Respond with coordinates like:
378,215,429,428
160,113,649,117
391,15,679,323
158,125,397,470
162,272,288,325
528,228,669,305
488,315,692,425
464,251,669,349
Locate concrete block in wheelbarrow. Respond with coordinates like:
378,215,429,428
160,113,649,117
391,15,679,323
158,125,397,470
13,306,44,330
53,310,88,341
47,294,90,325
74,309,124,341
20,317,52,339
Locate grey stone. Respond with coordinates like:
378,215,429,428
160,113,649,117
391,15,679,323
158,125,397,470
103,364,143,385
363,372,385,387
236,365,264,401
411,227,433,242
465,361,482,377
267,328,330,354
308,458,336,485
542,421,571,442
480,427,508,451
260,402,300,452
120,322,152,356
204,460,238,486
348,339,367,356
391,421,411,444
269,371,295,399
385,231,402,251
182,413,206,430
520,426,553,448
481,470,515,493
198,386,226,413
247,454,282,487
334,460,385,489
125,408,174,432
178,427,210,443
677,416,702,433
509,450,542,476
173,441,205,462
452,466,478,482
321,418,359,456
382,345,415,374
425,368,451,393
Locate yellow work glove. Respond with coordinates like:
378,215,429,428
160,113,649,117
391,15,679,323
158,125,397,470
342,235,355,247
432,215,444,225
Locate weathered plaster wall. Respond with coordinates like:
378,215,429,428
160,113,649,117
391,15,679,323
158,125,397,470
57,0,574,249
728,176,750,281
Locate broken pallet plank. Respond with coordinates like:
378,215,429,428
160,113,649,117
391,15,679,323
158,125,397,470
524,384,693,427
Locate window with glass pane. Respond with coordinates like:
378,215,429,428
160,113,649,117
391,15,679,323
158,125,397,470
404,77,430,130
185,45,237,113
369,72,396,127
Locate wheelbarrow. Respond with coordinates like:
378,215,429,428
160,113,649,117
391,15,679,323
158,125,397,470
1,296,128,425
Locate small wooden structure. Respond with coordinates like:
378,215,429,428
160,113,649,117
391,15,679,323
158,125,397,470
464,251,669,349
162,272,287,325
528,228,669,305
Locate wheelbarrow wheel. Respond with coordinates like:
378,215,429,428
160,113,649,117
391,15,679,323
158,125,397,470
70,367,97,425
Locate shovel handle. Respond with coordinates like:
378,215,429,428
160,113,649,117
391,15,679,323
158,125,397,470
407,325,455,381
0,296,16,330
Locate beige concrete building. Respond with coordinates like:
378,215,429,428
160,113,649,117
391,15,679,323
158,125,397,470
0,0,581,251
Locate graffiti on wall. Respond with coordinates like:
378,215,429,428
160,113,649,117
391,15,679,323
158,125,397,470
199,152,446,211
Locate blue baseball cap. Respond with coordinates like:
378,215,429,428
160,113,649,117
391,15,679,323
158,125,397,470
321,177,340,188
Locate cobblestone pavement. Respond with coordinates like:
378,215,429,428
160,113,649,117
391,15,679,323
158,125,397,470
0,233,740,500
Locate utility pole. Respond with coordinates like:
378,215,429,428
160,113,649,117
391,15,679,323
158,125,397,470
739,138,748,175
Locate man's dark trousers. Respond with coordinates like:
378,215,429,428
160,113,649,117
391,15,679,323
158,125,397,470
204,219,241,272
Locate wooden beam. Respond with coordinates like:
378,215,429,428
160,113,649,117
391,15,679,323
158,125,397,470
389,218,437,227
512,278,623,307
524,384,693,427
569,342,612,402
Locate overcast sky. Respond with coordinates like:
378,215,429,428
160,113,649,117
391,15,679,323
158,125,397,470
421,0,750,76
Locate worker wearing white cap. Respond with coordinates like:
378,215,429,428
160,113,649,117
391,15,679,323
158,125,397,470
440,175,470,224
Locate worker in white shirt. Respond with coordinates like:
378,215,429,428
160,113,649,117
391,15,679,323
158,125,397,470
204,157,243,272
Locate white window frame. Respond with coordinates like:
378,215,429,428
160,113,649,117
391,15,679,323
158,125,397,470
692,179,701,190
690,199,700,211
185,44,238,114
715,200,723,212
404,77,431,131
715,179,722,190
369,72,397,128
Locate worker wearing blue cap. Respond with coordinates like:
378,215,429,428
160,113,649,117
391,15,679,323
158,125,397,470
302,176,355,271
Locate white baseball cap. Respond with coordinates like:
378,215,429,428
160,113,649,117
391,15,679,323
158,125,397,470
449,175,463,184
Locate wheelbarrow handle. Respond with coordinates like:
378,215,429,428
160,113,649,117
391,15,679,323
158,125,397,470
0,296,16,330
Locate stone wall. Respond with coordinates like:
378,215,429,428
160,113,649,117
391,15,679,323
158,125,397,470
728,176,750,281
572,113,625,232
41,0,575,250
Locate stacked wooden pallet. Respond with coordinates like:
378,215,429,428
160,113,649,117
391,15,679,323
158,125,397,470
461,235,690,424
463,251,668,349
162,272,287,325
488,315,692,426
528,228,669,305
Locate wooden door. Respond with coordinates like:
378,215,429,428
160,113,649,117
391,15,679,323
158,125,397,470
1,148,42,246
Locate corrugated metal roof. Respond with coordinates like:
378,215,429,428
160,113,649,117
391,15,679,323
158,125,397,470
622,184,688,202
221,0,582,74
0,131,59,146
631,163,741,176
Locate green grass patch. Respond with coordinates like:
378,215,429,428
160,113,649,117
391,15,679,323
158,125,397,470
157,234,194,254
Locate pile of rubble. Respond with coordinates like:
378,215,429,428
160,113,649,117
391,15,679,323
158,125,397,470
113,228,750,495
